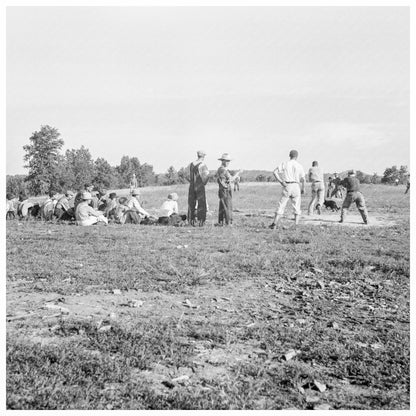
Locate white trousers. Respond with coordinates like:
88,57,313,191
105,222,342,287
77,215,108,226
276,183,301,216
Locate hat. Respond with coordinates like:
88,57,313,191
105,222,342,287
81,191,92,200
197,150,206,157
132,188,141,196
168,192,179,201
218,153,231,161
348,169,356,176
109,192,117,199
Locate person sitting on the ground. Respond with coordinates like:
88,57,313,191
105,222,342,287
54,190,75,221
104,192,119,220
75,191,108,226
124,189,156,224
97,189,109,211
114,196,130,224
74,184,95,211
40,191,59,221
158,193,187,226
17,194,37,220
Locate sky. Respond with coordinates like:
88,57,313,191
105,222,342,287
6,6,410,175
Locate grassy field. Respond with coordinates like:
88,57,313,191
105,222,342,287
6,183,410,410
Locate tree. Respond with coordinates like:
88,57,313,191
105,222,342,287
23,125,64,195
93,157,118,189
165,166,179,185
177,167,189,184
381,165,408,184
6,175,29,198
64,146,95,190
116,156,156,187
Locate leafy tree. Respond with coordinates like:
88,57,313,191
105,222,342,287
93,157,117,189
116,156,156,187
382,165,408,184
165,166,179,185
64,146,95,190
23,125,64,195
138,163,156,186
177,167,189,184
6,175,29,198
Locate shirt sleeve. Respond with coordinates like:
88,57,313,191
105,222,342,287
199,163,210,184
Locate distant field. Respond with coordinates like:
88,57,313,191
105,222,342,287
6,183,410,410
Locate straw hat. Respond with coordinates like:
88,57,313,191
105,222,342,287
168,192,179,201
218,153,231,161
81,191,92,200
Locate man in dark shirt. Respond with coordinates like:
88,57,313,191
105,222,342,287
339,170,368,224
187,151,210,226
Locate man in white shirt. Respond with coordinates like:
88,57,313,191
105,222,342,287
75,191,108,226
307,161,325,215
158,193,187,225
127,189,151,219
269,149,306,229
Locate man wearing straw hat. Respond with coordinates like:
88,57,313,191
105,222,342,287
269,149,306,229
75,191,108,226
187,150,210,226
216,153,242,226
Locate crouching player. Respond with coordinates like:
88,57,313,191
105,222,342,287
339,170,369,225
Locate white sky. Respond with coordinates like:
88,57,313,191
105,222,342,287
6,6,410,175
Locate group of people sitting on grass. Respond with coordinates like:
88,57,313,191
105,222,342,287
6,185,187,227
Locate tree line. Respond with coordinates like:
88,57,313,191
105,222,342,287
6,125,190,197
6,125,408,197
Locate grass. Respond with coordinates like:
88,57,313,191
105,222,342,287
6,183,410,409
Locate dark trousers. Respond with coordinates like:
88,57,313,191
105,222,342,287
124,211,141,224
218,188,233,225
6,211,16,220
188,186,207,225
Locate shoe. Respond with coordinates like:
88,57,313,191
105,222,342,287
268,223,276,230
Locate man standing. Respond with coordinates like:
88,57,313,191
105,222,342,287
331,173,342,198
339,170,369,224
187,150,210,226
405,174,410,194
216,153,242,226
307,161,325,215
269,150,306,229
233,174,241,192
130,173,138,195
